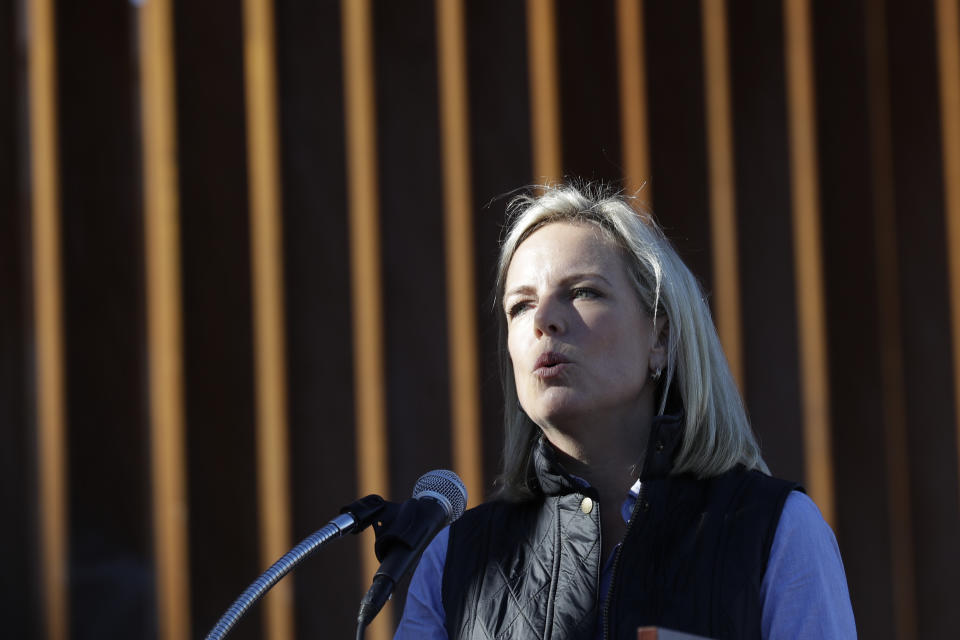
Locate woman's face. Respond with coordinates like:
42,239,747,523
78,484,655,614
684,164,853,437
503,221,665,434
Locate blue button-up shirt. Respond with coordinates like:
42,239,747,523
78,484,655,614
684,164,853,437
395,487,857,639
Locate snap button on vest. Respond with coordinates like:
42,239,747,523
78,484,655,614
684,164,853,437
580,497,593,514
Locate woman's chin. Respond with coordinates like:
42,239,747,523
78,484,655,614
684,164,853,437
525,396,591,431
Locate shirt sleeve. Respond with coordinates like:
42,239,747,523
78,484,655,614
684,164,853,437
393,526,449,640
760,491,858,639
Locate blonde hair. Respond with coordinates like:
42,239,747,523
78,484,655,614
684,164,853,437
494,182,768,501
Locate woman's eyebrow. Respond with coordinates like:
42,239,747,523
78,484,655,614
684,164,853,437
503,284,536,301
558,272,613,287
504,273,613,300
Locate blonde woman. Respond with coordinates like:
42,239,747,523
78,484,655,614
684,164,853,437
396,183,856,639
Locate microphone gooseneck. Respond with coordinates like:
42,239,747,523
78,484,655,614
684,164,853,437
204,493,389,640
205,514,356,640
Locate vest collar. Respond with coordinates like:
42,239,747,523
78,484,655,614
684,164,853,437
638,411,684,479
530,411,685,497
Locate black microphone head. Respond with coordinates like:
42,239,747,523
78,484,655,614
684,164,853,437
412,470,468,523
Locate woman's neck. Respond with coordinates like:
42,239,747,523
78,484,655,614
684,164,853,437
541,413,651,503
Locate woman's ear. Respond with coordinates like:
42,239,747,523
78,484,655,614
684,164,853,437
649,315,668,373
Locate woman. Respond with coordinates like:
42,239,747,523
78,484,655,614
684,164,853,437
395,183,856,639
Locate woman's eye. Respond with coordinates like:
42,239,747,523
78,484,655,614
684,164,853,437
572,287,600,300
507,301,532,318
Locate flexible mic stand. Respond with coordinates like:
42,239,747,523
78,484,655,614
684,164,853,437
205,495,395,640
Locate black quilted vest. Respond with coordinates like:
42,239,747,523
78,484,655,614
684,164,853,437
442,414,798,640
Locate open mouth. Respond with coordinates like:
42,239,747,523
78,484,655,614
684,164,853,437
533,352,570,378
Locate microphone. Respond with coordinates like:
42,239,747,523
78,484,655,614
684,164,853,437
357,469,467,630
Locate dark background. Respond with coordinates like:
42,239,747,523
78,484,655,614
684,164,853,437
2,0,959,638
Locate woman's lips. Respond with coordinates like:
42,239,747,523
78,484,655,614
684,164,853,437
533,352,570,379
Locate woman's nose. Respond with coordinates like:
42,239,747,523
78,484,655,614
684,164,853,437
533,296,565,337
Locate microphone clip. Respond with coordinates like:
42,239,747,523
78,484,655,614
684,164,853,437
339,494,394,534
371,497,446,563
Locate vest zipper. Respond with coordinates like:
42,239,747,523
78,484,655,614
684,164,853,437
601,481,645,640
